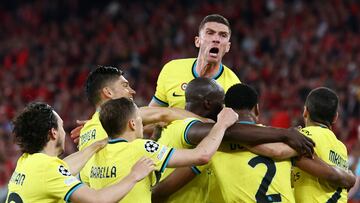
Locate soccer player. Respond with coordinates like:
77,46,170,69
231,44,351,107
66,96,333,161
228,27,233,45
79,97,239,203
6,102,156,203
153,82,355,203
77,66,206,151
293,87,352,202
152,78,314,202
149,14,240,108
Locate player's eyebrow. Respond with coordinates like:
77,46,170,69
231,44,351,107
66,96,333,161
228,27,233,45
205,28,229,35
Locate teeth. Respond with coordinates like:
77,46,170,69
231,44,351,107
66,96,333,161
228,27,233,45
210,53,218,57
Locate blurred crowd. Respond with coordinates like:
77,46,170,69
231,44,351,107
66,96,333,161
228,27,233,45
0,0,359,200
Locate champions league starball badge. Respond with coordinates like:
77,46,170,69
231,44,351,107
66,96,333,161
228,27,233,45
58,165,71,176
145,141,159,153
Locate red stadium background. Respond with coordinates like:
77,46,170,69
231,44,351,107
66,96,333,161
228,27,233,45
0,0,359,202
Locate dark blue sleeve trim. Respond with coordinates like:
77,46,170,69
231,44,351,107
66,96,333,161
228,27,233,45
184,120,201,145
191,166,201,175
152,96,169,106
160,148,175,173
64,182,84,202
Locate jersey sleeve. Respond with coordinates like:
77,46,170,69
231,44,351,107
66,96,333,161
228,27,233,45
299,128,321,155
153,62,170,106
45,159,84,203
181,118,203,148
136,139,175,173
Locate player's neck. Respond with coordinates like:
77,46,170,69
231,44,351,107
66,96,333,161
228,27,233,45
41,142,62,157
235,110,257,124
113,132,137,142
195,58,221,78
306,119,331,130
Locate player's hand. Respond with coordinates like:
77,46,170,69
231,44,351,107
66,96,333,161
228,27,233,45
70,120,88,144
216,107,238,128
130,157,155,182
284,128,315,158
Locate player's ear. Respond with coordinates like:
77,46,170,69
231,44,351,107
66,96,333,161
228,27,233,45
303,106,308,119
128,119,136,131
49,128,57,140
102,87,113,99
332,112,338,124
195,36,200,48
254,104,260,122
225,41,231,53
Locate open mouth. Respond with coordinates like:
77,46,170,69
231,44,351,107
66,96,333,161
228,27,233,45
209,47,219,57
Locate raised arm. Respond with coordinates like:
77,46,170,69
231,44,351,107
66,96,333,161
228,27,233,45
167,108,238,167
186,124,315,157
139,107,209,125
63,139,107,175
70,157,155,203
295,156,356,189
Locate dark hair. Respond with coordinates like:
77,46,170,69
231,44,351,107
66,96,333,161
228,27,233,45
199,14,231,34
185,77,224,104
99,98,136,138
305,87,338,127
13,102,58,154
185,77,224,120
225,83,258,111
86,66,123,106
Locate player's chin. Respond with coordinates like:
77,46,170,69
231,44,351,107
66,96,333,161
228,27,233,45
207,56,220,64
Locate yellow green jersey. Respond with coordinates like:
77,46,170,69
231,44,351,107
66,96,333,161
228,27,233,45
6,153,83,203
78,111,107,151
212,144,295,203
80,138,174,203
153,58,240,108
158,118,212,203
293,126,349,203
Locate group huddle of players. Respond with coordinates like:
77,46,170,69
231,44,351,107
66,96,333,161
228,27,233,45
6,14,355,203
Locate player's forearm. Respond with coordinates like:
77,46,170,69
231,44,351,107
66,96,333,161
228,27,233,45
152,167,195,201
140,107,204,125
95,173,138,203
63,140,105,175
193,122,227,164
223,124,288,145
295,156,356,189
72,174,138,203
245,142,297,160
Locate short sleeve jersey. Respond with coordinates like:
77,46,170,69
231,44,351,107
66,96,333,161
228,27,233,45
78,111,107,151
211,143,295,203
293,126,349,203
6,153,83,203
157,118,212,203
153,58,240,108
80,138,174,203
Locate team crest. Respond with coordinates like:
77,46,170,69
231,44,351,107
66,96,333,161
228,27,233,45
145,140,159,153
181,83,187,90
58,165,71,176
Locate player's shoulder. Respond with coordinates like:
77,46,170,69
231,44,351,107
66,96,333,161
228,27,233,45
162,58,196,70
167,117,201,128
132,139,163,153
82,112,101,130
222,64,240,79
301,126,333,138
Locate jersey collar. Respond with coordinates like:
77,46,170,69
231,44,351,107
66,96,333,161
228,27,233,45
237,121,256,125
192,59,224,80
108,137,128,144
